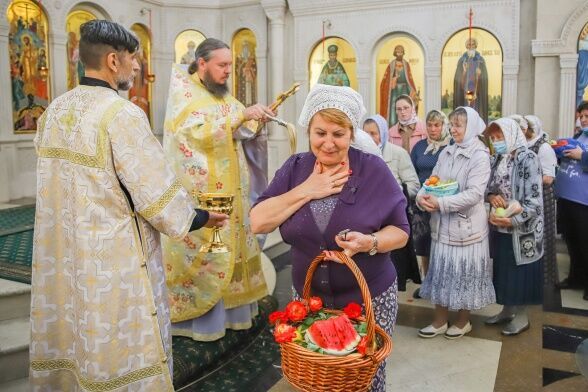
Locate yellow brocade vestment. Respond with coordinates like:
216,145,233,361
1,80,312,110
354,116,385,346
163,64,267,323
31,85,196,391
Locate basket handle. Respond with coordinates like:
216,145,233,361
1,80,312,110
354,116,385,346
302,251,377,353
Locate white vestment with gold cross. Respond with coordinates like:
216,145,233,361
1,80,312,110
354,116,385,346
30,84,195,391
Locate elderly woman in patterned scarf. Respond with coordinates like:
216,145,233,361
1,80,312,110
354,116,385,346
524,115,558,289
484,117,544,336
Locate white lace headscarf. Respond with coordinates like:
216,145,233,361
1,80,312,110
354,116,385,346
298,84,366,130
451,106,486,148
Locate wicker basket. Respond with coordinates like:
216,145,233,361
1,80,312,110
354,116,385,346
279,251,393,392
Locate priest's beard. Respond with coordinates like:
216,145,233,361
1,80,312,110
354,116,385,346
202,71,229,98
116,75,134,91
467,49,476,58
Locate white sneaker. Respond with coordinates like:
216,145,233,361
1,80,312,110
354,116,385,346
418,323,448,338
444,322,472,339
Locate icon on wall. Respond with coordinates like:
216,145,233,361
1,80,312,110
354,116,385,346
376,35,424,126
129,24,152,123
66,9,97,91
577,22,588,108
7,0,51,133
442,28,502,123
309,37,357,91
175,30,206,65
232,29,258,107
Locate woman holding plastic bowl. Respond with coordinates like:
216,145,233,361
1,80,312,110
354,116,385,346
416,107,495,339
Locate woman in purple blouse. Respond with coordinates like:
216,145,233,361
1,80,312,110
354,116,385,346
250,84,409,392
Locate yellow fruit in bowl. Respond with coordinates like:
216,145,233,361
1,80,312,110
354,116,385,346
495,207,506,217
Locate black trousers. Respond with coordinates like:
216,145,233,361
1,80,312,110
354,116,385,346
558,198,588,289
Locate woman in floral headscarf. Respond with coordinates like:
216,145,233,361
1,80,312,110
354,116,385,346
484,117,544,336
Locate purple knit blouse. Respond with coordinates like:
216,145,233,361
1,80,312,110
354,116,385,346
255,147,409,308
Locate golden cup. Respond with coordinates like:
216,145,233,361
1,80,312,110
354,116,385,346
197,192,234,253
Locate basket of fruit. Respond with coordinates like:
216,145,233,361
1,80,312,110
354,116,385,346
422,175,459,197
271,251,393,392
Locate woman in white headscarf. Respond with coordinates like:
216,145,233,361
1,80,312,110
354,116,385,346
388,94,427,152
524,115,557,287
416,107,495,339
364,114,421,292
483,118,544,336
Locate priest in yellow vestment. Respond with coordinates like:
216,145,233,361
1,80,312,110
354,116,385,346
30,21,226,391
163,38,270,341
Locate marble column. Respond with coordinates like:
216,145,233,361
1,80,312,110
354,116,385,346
559,54,578,135
356,66,370,115
0,23,10,202
424,64,441,114
151,48,174,135
501,63,519,117
0,23,12,140
49,32,69,99
262,0,288,178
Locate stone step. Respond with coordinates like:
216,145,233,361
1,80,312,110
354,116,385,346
0,377,29,391
0,279,30,321
0,317,30,383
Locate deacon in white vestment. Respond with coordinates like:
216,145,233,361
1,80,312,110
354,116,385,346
30,20,226,391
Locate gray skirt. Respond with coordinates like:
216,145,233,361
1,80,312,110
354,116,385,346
420,238,496,310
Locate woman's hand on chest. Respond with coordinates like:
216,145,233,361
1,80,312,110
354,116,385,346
298,160,350,200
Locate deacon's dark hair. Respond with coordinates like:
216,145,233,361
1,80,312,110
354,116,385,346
79,20,139,70
188,38,230,75
577,100,588,113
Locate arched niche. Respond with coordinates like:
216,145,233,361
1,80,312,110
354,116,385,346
232,28,257,107
308,36,357,90
577,22,588,107
441,28,503,123
174,29,205,65
7,0,51,133
129,23,152,123
65,8,96,90
375,33,425,126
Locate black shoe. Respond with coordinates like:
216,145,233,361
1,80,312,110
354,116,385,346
583,289,588,301
556,278,582,290
413,288,421,299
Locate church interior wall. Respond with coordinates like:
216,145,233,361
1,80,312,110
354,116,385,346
516,0,537,117
4,0,588,203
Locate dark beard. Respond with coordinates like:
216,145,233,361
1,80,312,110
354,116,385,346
116,75,133,91
202,71,228,98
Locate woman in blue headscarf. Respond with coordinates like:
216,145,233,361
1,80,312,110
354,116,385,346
364,114,420,291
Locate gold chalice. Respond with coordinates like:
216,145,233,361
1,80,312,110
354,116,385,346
197,193,234,253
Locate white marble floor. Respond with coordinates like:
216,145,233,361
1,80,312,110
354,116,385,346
387,325,501,392
557,252,588,311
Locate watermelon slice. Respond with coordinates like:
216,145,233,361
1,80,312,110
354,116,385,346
305,314,361,356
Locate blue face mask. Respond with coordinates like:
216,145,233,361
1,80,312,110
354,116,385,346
582,127,588,136
492,140,508,155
